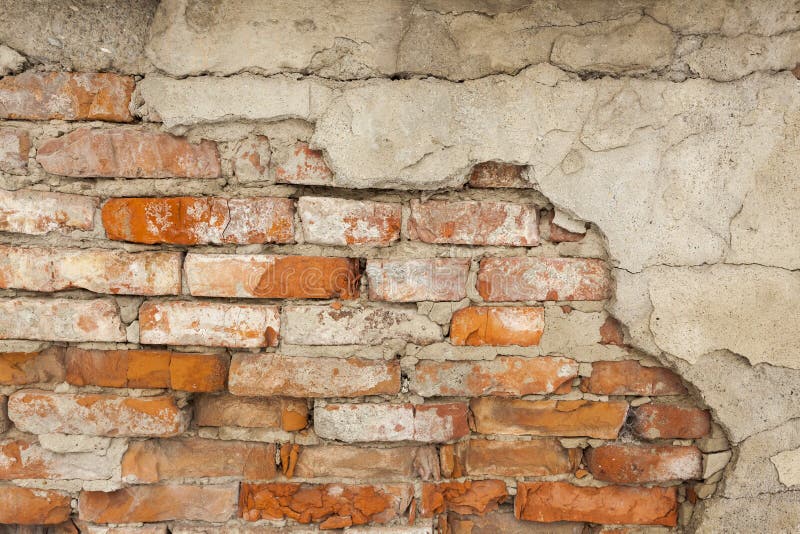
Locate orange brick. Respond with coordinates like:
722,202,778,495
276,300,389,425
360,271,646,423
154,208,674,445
515,482,678,526
543,210,586,243
229,353,400,397
409,200,538,246
79,484,238,523
8,390,186,437
169,353,228,392
632,404,711,439
470,398,628,439
581,360,687,396
585,444,702,483
420,480,508,517
122,438,276,483
450,306,544,346
477,257,612,301
102,197,294,245
291,445,438,480
238,483,412,526
0,347,66,385
194,394,308,431
185,254,360,299
274,141,333,185
297,196,401,246
366,258,470,302
0,438,117,481
0,486,71,525
411,356,577,397
444,439,581,478
0,72,134,121
38,128,219,178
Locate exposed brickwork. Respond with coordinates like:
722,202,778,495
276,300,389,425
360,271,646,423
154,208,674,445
0,127,30,172
298,196,401,246
449,306,544,346
0,189,95,235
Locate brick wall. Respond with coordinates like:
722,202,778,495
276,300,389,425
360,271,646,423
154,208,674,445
0,70,731,533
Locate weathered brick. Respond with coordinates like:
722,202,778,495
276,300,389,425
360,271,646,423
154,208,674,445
297,196,401,246
102,197,294,245
0,245,181,295
449,306,544,346
585,444,702,483
78,525,165,534
283,305,443,346
446,510,585,534
632,404,711,439
543,210,586,243
0,347,66,385
37,128,220,178
8,390,187,437
139,301,280,348
477,257,612,302
185,254,360,299
291,444,438,480
0,486,71,525
409,200,539,246
0,396,7,434
234,136,271,182
581,360,687,396
442,439,581,478
274,141,333,185
366,259,470,302
598,316,625,345
420,480,508,517
79,484,238,523
194,394,308,431
229,353,400,397
515,482,678,527
122,438,276,483
66,348,227,392
314,403,469,443
0,127,30,172
0,438,117,480
412,356,577,397
470,398,628,439
0,297,125,342
468,162,529,188
0,72,134,122
0,189,95,235
239,483,412,526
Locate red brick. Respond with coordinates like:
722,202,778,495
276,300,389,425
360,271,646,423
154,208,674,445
0,486,71,525
239,483,412,526
477,257,612,301
468,162,528,188
0,438,117,480
0,297,125,342
409,200,539,246
449,306,544,346
79,484,238,523
420,480,508,517
37,128,220,178
632,404,711,439
515,482,678,526
297,196,401,246
122,438,276,483
234,135,271,182
442,439,581,478
366,258,470,302
0,72,134,122
0,189,95,235
65,348,227,392
314,403,469,443
585,444,702,483
102,197,294,245
139,301,280,348
274,141,333,185
543,210,586,243
581,360,687,396
0,127,30,172
411,356,577,397
0,347,66,385
0,245,181,295
470,398,628,439
194,394,308,431
8,390,187,437
291,445,438,480
229,353,400,397
598,316,625,345
446,510,585,534
185,254,360,299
